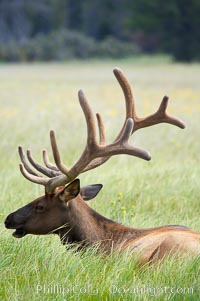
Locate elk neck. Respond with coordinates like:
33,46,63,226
54,196,142,251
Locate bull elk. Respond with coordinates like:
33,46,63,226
5,68,200,265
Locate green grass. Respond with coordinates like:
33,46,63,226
0,59,200,300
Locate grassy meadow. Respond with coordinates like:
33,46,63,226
0,58,200,300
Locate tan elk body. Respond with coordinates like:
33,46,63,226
5,68,200,265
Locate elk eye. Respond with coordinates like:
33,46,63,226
36,205,45,212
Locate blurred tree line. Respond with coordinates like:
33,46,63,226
0,0,199,62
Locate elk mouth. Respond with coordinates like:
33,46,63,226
13,227,27,238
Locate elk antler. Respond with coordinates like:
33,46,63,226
18,68,185,193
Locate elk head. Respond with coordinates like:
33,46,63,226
5,68,185,240
5,179,102,238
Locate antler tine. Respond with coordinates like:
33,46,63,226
78,89,98,147
132,95,185,132
157,96,185,128
96,113,106,145
113,67,136,140
50,130,70,176
42,149,60,171
26,149,60,178
18,146,39,176
120,118,134,143
19,163,48,186
113,67,135,119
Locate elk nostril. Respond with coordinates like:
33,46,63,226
5,218,10,228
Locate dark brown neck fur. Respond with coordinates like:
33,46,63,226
55,197,141,251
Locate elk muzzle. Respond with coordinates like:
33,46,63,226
4,203,33,238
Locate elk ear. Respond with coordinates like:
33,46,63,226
59,179,80,202
80,184,103,201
